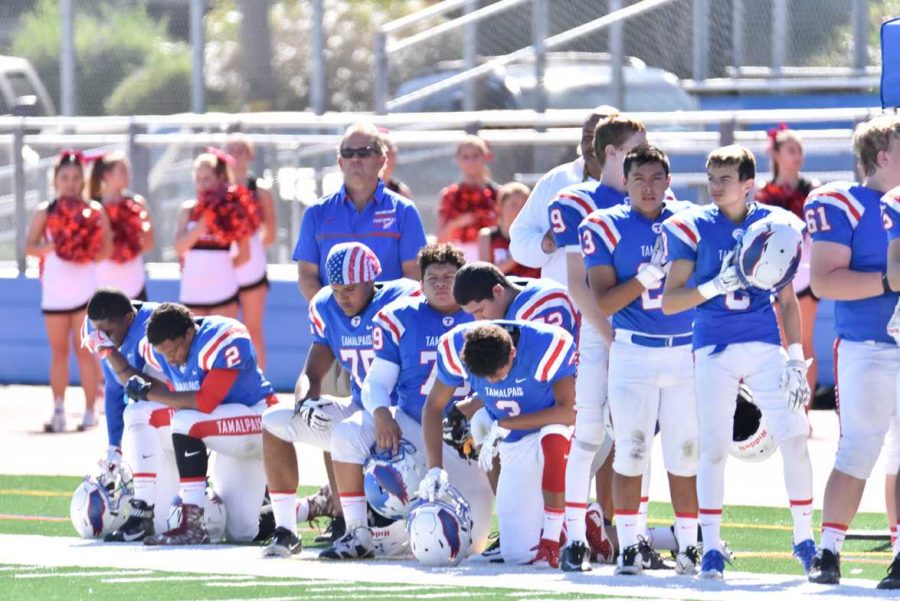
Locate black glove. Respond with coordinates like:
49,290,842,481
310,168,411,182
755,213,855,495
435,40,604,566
442,404,476,460
125,375,152,402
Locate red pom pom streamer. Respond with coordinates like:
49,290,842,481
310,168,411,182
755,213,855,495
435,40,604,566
190,184,260,245
104,196,149,263
45,197,105,263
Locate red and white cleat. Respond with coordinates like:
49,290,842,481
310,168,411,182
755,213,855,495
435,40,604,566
586,503,616,564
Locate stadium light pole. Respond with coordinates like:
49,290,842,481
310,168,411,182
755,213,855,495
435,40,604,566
311,0,325,115
190,0,206,114
463,0,478,113
610,0,625,110
60,0,76,116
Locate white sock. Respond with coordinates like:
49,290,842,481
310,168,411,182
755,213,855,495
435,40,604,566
675,513,699,552
789,498,814,544
699,509,722,554
295,498,310,523
894,523,900,558
615,510,640,551
543,507,564,543
821,522,847,554
53,397,64,409
637,496,649,539
563,439,598,543
179,478,206,507
132,473,156,506
339,493,368,530
270,491,297,534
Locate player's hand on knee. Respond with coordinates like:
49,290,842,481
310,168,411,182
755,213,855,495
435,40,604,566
294,396,333,433
781,358,813,411
698,250,745,299
125,375,152,402
478,421,510,471
373,407,401,454
97,445,122,485
418,467,449,501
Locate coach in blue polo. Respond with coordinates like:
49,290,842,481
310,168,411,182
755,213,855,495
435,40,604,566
294,122,427,301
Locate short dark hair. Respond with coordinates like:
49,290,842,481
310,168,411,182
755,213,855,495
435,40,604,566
452,262,511,306
707,144,756,181
461,324,513,378
418,243,466,277
147,303,195,345
87,288,135,321
624,144,670,178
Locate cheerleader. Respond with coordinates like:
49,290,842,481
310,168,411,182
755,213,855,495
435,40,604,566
436,135,498,262
478,182,541,278
173,152,252,318
89,151,154,300
223,134,275,368
25,150,112,432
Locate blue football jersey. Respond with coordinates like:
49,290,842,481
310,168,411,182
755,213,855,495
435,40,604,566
309,278,420,405
663,202,801,350
144,316,274,407
505,277,579,338
436,319,577,443
581,200,695,335
806,182,898,343
82,302,159,447
548,182,628,251
882,188,900,241
372,295,473,423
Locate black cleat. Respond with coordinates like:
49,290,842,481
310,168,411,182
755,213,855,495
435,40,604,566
560,541,592,572
104,499,154,542
319,527,374,560
638,537,673,570
808,548,840,585
481,532,503,563
262,526,302,558
877,555,900,590
314,514,345,544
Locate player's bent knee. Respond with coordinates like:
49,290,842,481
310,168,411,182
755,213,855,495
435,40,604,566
834,438,881,481
261,405,298,443
123,402,153,425
329,421,368,464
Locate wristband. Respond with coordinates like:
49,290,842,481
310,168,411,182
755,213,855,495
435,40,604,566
697,280,720,300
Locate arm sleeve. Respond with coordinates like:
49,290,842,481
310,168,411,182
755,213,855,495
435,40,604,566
292,206,319,263
197,369,240,414
509,174,559,268
361,357,401,414
398,203,428,263
102,361,126,447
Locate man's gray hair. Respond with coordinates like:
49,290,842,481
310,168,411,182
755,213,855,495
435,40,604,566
338,121,385,156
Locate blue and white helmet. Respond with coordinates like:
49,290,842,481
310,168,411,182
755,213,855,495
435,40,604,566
735,217,803,292
364,439,424,520
70,472,133,538
406,484,474,567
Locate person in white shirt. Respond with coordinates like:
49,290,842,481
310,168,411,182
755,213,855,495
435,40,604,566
508,106,617,284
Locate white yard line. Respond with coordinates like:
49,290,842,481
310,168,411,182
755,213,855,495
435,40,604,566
0,534,892,600
102,574,255,583
15,569,153,578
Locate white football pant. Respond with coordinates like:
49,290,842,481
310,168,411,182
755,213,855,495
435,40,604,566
262,395,356,450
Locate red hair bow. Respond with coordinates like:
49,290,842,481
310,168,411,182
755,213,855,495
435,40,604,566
205,146,237,167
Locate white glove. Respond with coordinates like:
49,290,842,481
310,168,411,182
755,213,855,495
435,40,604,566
650,234,670,274
294,397,334,433
888,299,900,345
418,467,449,502
98,446,122,485
477,421,510,471
636,263,666,288
82,328,115,356
782,358,813,411
697,250,745,299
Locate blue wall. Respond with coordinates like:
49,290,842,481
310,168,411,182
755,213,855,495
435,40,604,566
0,272,311,392
0,272,838,391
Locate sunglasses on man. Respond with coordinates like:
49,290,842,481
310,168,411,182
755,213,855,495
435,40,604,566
340,146,379,159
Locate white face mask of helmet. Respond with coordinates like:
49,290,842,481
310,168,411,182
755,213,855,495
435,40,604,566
731,384,779,462
406,484,474,567
70,471,133,538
